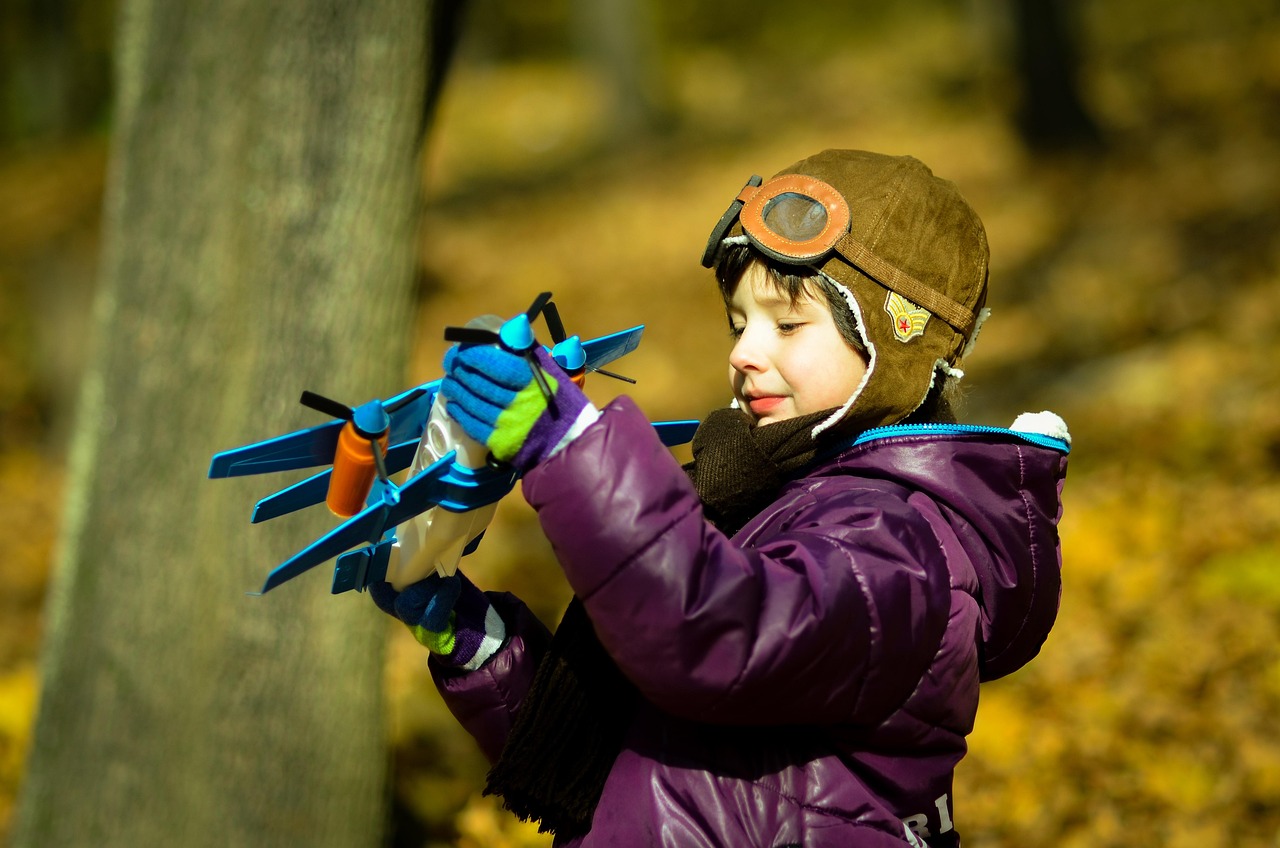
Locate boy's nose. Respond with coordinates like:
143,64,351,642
729,330,766,373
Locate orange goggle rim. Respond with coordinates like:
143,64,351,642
701,173,853,267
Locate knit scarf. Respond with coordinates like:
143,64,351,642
483,406,839,837
684,406,836,536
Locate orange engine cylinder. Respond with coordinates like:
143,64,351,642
326,422,388,518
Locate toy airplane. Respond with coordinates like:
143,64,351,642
209,292,699,596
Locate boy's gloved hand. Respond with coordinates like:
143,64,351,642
368,572,505,671
441,326,597,473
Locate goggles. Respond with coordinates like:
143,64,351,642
701,173,852,268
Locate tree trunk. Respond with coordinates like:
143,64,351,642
0,0,115,145
14,1,427,846
1009,0,1102,150
571,0,670,140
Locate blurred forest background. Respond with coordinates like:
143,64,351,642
2,0,1279,846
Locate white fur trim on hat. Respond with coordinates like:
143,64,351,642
962,307,991,360
812,276,876,437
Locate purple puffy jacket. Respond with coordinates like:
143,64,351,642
432,397,1068,847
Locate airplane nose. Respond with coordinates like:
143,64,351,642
352,401,391,439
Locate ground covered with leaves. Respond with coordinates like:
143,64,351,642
3,1,1279,845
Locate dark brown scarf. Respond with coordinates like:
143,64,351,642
685,406,836,536
483,407,839,837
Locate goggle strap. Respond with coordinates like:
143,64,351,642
700,175,763,268
835,233,977,338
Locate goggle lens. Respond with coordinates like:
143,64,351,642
761,192,830,242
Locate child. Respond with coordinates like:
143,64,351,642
370,149,1070,847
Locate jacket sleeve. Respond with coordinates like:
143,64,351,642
520,397,951,728
429,592,552,764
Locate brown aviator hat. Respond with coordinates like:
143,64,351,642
702,148,990,434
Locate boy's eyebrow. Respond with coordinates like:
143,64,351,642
728,281,820,312
748,287,810,310
765,292,826,316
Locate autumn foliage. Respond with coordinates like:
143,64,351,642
4,0,1280,845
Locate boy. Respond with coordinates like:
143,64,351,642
373,149,1069,846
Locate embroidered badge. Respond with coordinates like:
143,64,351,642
884,292,929,342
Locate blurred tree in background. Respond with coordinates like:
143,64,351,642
1007,0,1102,149
0,0,114,146
10,1,430,846
4,0,1280,846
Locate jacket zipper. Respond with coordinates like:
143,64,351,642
851,422,1071,454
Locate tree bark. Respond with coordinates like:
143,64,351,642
14,1,427,846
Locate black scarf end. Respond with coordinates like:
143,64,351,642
482,781,594,838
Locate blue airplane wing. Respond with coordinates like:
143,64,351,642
209,418,344,478
208,381,439,480
257,499,391,594
256,452,519,594
384,382,439,446
251,468,331,524
581,325,643,371
249,438,420,523
331,539,396,594
653,419,700,447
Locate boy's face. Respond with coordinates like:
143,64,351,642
726,263,868,427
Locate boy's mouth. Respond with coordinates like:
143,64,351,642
746,395,786,416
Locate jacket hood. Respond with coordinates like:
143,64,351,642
818,416,1069,681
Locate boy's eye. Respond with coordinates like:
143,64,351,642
729,325,745,340
777,322,802,335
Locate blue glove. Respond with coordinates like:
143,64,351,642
369,573,505,669
441,325,595,472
